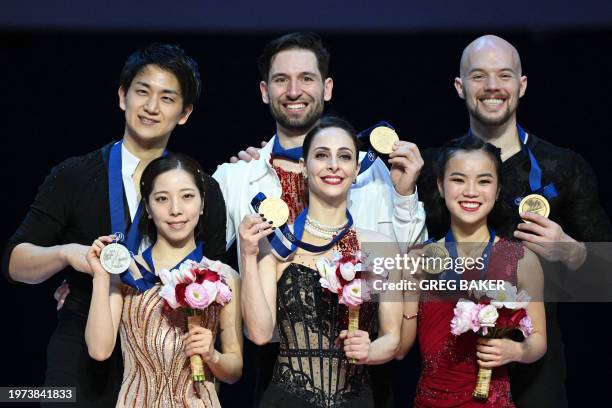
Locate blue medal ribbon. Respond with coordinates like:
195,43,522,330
121,241,205,292
108,140,167,285
270,120,394,176
251,192,353,259
468,125,558,207
443,226,496,282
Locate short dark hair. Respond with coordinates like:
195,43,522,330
120,43,201,109
430,136,510,234
258,32,331,81
302,115,359,163
139,154,207,244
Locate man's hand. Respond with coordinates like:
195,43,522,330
229,141,268,163
60,243,93,275
388,141,424,196
514,212,587,270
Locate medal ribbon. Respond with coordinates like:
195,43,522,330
468,125,558,206
251,192,353,259
443,226,496,282
270,120,394,176
121,241,205,292
516,124,558,202
108,140,167,285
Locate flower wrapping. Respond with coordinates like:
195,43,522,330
450,284,534,400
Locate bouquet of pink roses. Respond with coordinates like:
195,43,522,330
450,284,533,399
158,257,233,382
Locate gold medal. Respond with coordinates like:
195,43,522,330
100,243,131,274
519,194,550,220
258,197,290,227
421,243,450,275
369,126,399,154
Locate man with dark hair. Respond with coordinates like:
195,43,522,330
3,43,227,407
415,35,612,408
215,32,426,407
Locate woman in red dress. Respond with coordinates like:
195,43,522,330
397,137,547,407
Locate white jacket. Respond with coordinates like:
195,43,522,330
213,135,428,267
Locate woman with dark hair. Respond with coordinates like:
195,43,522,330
396,138,547,407
240,116,403,407
85,154,242,407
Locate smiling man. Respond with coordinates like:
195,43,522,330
2,43,227,407
213,32,427,407
416,35,612,408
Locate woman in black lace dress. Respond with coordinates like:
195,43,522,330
239,116,403,408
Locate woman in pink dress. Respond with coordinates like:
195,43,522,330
84,154,243,407
397,137,547,407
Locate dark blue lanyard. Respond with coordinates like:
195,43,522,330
468,125,557,206
443,226,496,281
108,141,144,253
251,192,353,259
121,241,205,292
516,124,557,203
270,120,394,176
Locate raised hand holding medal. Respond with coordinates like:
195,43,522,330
99,233,132,274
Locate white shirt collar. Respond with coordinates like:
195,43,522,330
121,142,140,179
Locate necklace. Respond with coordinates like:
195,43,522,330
304,215,348,240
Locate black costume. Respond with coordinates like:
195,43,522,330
259,263,378,408
2,142,227,407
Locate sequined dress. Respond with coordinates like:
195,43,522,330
414,239,523,408
116,284,221,408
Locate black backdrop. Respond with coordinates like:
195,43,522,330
1,30,611,407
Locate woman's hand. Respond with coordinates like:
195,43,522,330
338,329,371,364
183,326,218,364
238,214,274,258
476,338,522,368
86,235,116,278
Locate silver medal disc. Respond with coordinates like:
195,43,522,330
100,243,131,274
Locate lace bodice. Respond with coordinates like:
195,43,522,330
272,263,378,407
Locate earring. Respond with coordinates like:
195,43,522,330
352,178,357,184
303,174,308,180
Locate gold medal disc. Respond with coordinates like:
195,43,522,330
258,197,290,228
518,194,550,220
421,243,450,275
369,126,399,154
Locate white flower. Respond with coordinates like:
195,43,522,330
201,280,218,308
316,256,342,293
478,305,499,327
159,283,179,309
489,284,531,309
339,262,356,281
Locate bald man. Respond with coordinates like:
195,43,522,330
414,35,612,407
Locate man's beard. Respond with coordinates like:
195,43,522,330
269,99,324,134
467,95,519,127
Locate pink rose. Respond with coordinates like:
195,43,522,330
215,281,233,306
184,281,218,309
339,279,366,307
451,299,479,335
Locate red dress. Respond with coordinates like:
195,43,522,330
414,239,524,408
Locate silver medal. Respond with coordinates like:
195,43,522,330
100,242,131,274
